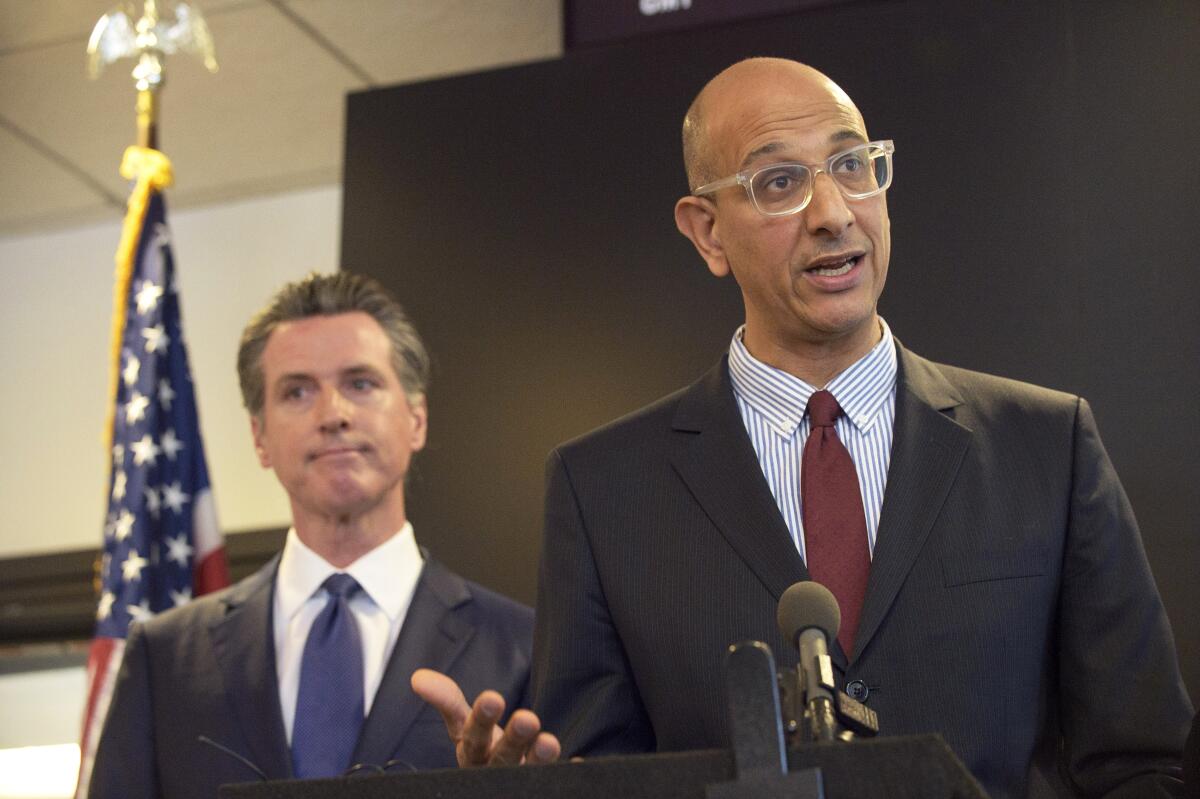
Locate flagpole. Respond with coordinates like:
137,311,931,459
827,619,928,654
134,63,159,151
129,0,167,150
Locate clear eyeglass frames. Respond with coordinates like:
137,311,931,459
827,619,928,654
692,139,895,217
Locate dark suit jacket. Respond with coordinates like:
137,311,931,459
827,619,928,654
89,552,532,799
531,345,1193,799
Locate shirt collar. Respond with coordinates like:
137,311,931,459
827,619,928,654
728,318,898,437
275,522,423,623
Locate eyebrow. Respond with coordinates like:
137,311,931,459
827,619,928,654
271,364,382,388
739,129,868,170
342,364,384,378
271,373,315,396
275,372,314,385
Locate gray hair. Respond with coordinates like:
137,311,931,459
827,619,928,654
237,271,430,415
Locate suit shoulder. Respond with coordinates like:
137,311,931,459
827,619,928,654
134,562,272,640
915,353,1082,417
463,578,534,629
421,555,533,632
134,587,225,638
453,573,534,659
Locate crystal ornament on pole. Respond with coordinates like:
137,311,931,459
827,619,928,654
87,1,218,147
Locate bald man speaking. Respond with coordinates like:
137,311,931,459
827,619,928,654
416,59,1193,798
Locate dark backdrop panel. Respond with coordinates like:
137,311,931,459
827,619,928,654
342,0,1199,701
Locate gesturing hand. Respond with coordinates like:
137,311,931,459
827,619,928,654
411,668,561,767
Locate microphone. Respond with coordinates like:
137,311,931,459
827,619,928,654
777,582,841,742
197,735,268,781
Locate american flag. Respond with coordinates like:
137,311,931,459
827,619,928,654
76,148,230,798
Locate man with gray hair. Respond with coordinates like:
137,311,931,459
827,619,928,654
89,271,540,799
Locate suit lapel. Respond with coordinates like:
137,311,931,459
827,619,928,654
668,359,809,604
208,556,293,779
352,556,475,767
852,345,971,661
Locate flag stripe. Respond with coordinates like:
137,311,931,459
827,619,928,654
195,548,232,595
76,638,123,799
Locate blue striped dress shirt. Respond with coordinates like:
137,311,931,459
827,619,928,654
728,320,898,563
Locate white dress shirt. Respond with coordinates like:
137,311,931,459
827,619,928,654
728,320,898,563
273,523,423,744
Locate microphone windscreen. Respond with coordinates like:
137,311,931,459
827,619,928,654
777,581,841,645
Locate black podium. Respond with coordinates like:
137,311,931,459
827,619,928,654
219,734,985,799
220,638,988,798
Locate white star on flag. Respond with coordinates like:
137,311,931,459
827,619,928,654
144,486,161,518
111,470,127,502
142,324,169,354
122,354,140,387
160,429,184,460
114,509,136,541
164,534,193,566
127,600,154,623
162,481,190,514
121,551,148,582
125,391,150,425
158,378,176,410
134,280,164,315
150,222,171,250
112,443,125,467
131,434,161,466
170,587,193,607
96,592,116,621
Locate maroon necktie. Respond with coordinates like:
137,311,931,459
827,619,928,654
801,390,871,655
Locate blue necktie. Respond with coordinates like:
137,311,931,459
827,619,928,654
291,573,364,778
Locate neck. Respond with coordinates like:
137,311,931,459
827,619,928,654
742,316,881,388
291,499,407,569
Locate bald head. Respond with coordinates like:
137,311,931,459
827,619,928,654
681,58,863,190
672,57,890,379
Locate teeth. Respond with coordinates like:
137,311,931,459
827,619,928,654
812,257,855,276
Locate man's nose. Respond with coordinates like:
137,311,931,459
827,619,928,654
804,172,854,236
316,387,352,431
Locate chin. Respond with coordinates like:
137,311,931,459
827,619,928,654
313,486,375,516
799,303,874,333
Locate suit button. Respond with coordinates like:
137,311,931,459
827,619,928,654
845,680,869,701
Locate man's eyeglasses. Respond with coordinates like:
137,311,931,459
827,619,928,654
692,140,895,217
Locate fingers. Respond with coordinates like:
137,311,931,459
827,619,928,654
526,731,562,765
410,669,562,767
412,671,505,768
459,690,506,766
486,708,540,766
487,710,562,767
410,668,470,739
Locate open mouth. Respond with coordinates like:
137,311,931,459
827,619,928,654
807,255,860,277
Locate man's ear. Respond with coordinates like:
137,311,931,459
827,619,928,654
674,195,731,278
407,394,428,453
250,414,271,468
